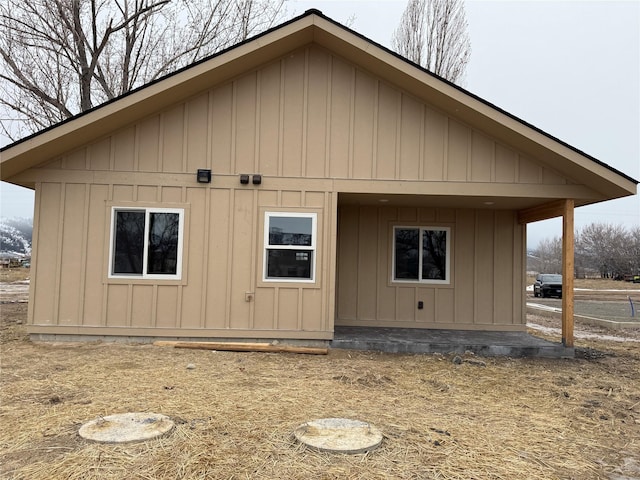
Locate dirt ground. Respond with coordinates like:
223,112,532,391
1,274,640,479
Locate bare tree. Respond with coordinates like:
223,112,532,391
530,236,563,274
0,0,285,139
392,0,471,84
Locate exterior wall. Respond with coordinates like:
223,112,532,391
25,44,555,338
336,205,526,331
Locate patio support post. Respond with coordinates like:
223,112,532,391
561,199,575,347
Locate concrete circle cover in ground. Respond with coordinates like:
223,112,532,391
294,418,383,453
79,412,174,443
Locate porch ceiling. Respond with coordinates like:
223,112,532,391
339,192,572,211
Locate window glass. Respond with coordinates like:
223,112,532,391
113,211,145,274
264,213,316,282
266,250,312,279
110,208,183,279
268,216,313,246
393,226,450,284
422,229,447,280
148,213,180,275
394,228,419,280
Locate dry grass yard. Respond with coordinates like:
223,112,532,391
1,272,640,479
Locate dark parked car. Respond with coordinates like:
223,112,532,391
533,274,563,298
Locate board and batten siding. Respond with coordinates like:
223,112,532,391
336,205,526,330
25,44,567,337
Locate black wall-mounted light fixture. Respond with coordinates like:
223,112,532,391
240,174,250,184
252,174,262,185
197,169,211,183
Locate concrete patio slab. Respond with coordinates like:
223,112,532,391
331,326,574,358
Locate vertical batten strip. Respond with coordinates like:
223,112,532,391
418,104,425,180
466,128,472,182
126,284,133,327
52,183,66,325
78,184,90,325
133,124,140,172
278,59,285,177
324,56,332,178
200,187,211,328
394,93,401,179
249,189,258,329
184,101,190,173
347,66,356,179
443,118,449,180
371,80,379,178
231,81,238,174
151,284,158,328
158,113,164,173
224,191,235,328
301,49,309,177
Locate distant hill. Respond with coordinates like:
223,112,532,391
0,217,32,258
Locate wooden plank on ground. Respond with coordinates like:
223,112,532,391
171,341,328,355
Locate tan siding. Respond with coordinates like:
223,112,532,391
495,144,517,183
399,95,422,180
228,189,254,329
423,108,446,180
305,49,329,178
336,206,358,320
258,62,281,176
474,210,495,324
495,211,516,324
137,185,158,202
235,74,257,175
470,131,493,182
211,85,233,174
336,205,523,329
447,120,469,181
376,83,398,179
186,94,209,174
32,183,62,325
132,285,154,327
106,284,128,326
282,53,305,177
26,44,548,339
206,188,231,328
89,138,111,171
162,104,185,172
453,210,474,324
518,155,543,183
83,184,108,326
277,288,299,330
113,127,135,171
156,285,179,328
64,148,87,170
58,184,86,325
138,116,160,172
329,57,351,178
352,71,375,179
356,206,377,320
181,187,206,328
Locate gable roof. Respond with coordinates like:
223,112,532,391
1,9,637,204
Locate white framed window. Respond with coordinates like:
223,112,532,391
263,212,317,282
109,207,184,280
392,226,450,284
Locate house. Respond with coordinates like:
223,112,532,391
1,10,636,348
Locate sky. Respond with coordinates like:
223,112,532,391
1,0,639,249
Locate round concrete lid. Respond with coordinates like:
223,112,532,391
79,412,174,443
294,418,383,454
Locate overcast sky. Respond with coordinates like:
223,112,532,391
1,0,639,249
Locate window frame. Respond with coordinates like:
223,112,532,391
108,206,185,281
262,211,317,283
391,225,451,285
